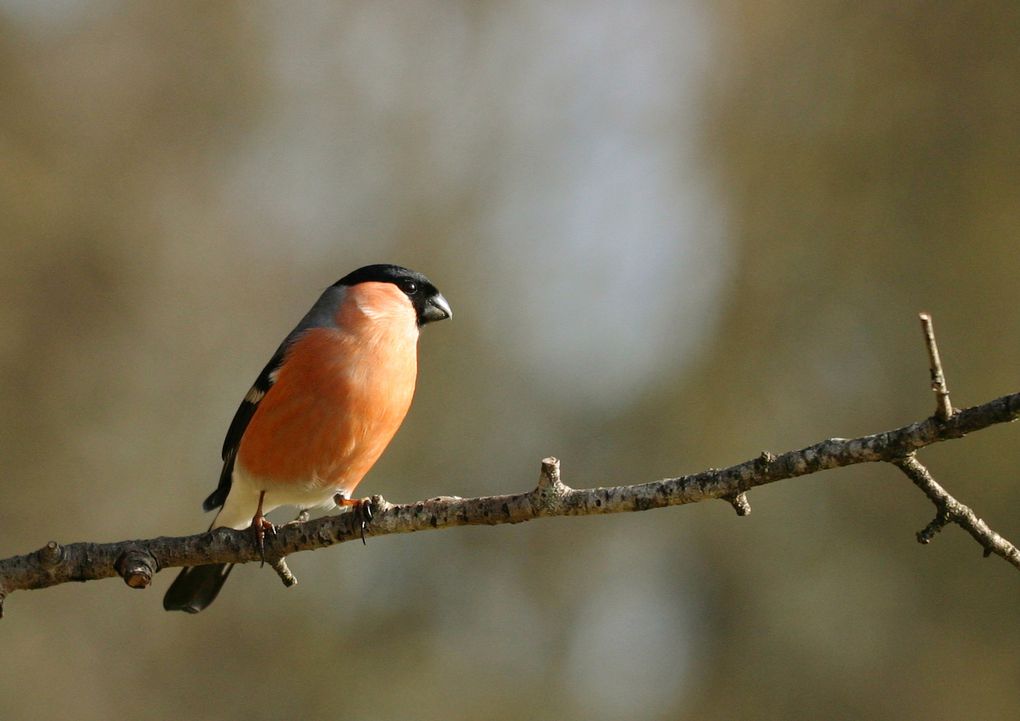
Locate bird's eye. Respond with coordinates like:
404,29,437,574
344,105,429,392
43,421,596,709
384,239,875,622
400,279,418,295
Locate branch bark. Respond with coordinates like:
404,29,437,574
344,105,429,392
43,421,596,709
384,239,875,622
1,316,1017,616
1,390,1018,616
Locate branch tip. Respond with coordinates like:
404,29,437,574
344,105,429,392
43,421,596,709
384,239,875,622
916,514,950,544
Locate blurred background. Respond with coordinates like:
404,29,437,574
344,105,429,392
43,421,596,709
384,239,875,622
2,2,1019,719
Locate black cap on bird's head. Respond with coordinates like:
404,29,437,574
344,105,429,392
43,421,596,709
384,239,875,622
335,264,452,326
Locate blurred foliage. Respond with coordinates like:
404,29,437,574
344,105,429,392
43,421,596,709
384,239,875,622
1,2,1019,720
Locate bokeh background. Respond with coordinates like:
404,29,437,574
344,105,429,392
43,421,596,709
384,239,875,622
2,2,1019,720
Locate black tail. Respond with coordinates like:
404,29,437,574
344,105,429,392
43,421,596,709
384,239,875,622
163,563,234,613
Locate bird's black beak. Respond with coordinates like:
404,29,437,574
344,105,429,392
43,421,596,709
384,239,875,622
420,292,452,325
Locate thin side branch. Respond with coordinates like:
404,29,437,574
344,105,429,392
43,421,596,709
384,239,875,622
892,454,1020,569
1,390,1018,616
919,312,954,421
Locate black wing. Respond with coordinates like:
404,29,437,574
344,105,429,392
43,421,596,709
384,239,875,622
201,284,346,512
201,345,288,512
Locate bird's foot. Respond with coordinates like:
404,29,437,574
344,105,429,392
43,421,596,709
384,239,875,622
251,490,277,566
333,493,375,545
252,516,277,566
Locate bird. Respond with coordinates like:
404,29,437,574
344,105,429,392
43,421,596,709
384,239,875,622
163,264,451,613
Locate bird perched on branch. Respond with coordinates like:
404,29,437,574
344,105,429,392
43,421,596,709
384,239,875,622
163,264,452,613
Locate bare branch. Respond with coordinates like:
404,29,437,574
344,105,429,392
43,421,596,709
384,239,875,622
0,389,1018,616
892,455,1020,569
919,312,954,421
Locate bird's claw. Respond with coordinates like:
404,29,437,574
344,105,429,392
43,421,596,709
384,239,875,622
251,490,277,567
334,493,374,545
253,515,277,567
356,498,375,545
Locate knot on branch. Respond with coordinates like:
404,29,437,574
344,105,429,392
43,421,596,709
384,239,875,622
271,557,298,587
37,541,63,569
531,457,570,514
116,547,157,589
725,492,752,516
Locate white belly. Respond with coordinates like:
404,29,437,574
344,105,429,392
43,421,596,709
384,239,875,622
212,460,358,530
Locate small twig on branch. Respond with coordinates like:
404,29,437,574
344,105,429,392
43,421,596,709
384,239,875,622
724,492,751,516
271,557,298,587
888,311,1006,560
0,316,1017,616
919,312,954,421
892,454,1020,569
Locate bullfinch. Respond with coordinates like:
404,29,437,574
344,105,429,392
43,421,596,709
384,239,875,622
163,264,451,613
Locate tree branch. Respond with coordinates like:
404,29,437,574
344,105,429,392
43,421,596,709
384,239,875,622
892,454,1020,568
919,312,954,421
1,317,1017,616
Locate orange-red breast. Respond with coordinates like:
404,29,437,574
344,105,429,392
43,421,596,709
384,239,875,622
163,264,451,613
